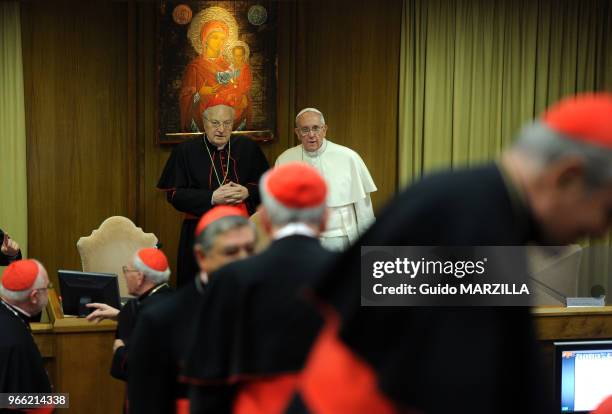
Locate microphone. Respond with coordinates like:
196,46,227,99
591,285,606,298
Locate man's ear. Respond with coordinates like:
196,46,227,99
551,157,586,189
194,245,206,262
29,289,39,304
136,271,146,287
260,207,273,235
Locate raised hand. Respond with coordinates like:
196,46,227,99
85,302,120,323
1,233,20,257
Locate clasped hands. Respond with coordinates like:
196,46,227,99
212,182,248,206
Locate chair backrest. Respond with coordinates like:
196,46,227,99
528,244,583,306
77,216,158,298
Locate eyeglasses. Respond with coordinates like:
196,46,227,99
205,118,233,130
297,125,324,136
122,266,140,276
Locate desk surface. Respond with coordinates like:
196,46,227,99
532,306,612,317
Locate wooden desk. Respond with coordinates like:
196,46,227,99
31,290,124,414
533,306,612,340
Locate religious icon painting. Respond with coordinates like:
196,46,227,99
157,1,278,144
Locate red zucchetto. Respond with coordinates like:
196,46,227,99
542,93,612,148
1,259,39,291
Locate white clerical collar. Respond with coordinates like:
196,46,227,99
302,139,327,158
273,223,317,240
195,272,208,295
1,299,32,318
204,135,227,151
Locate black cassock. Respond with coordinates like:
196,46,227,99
157,136,269,287
110,283,173,381
0,300,51,394
286,163,555,414
182,236,337,414
128,277,206,414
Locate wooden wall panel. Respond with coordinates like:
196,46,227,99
295,0,403,209
22,1,130,286
136,4,182,281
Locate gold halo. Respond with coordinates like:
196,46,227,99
187,6,239,55
223,40,250,64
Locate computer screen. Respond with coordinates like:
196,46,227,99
58,270,121,317
555,340,612,413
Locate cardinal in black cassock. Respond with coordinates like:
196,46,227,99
286,94,612,414
0,260,52,397
157,99,269,287
108,248,173,382
128,206,256,414
182,163,338,414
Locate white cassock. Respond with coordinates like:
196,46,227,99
275,139,377,251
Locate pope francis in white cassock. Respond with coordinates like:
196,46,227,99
275,107,377,251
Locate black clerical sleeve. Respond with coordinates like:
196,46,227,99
110,301,136,381
157,143,214,217
110,346,128,381
0,308,51,393
128,310,175,414
0,251,20,266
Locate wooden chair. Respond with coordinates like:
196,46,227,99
77,216,158,298
249,210,270,253
528,244,583,306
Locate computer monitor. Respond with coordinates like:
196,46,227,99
58,270,121,317
555,340,612,413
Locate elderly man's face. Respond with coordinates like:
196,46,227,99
537,173,612,244
122,259,143,297
197,225,256,275
295,111,327,152
31,266,50,314
204,105,234,148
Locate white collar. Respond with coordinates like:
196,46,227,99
1,298,32,318
302,139,327,158
204,135,227,151
195,272,208,295
273,223,317,240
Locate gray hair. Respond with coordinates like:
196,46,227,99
295,108,325,127
196,215,254,253
132,252,171,285
513,121,612,188
259,170,327,226
0,260,45,303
